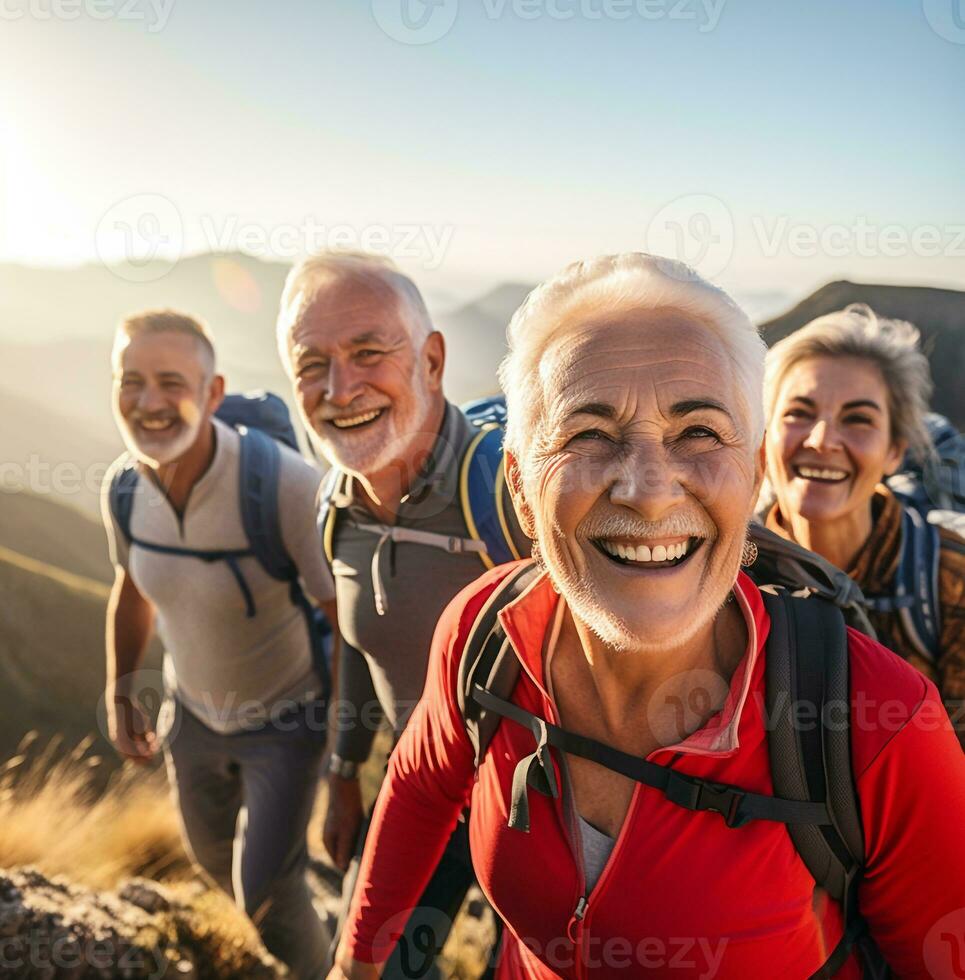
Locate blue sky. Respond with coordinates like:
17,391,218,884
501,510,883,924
1,0,962,306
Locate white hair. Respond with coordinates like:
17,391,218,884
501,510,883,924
276,251,433,370
764,303,933,461
497,253,766,463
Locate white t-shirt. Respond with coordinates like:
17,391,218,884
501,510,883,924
102,418,335,733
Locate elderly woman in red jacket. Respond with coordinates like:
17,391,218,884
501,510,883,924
330,254,965,980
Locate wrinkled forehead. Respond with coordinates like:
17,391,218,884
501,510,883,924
539,310,741,425
288,273,411,351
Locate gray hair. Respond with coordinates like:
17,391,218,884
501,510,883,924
276,251,433,370
497,253,767,464
113,308,216,376
764,303,933,460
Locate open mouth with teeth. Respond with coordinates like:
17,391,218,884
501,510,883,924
792,463,850,484
327,408,387,431
592,536,705,569
138,417,179,433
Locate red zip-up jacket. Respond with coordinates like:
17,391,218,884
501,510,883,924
343,564,965,979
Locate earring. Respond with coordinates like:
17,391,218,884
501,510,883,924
530,538,544,570
740,537,759,568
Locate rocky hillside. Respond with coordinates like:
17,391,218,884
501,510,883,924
0,869,281,979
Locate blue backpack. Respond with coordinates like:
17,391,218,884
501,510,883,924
109,391,332,698
871,413,965,661
319,395,521,572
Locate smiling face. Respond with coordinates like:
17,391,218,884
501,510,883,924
766,355,905,527
508,310,763,655
284,275,444,480
112,331,221,467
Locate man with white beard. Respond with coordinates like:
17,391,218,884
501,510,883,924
101,310,337,980
277,253,529,977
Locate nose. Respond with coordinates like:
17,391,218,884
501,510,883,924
324,359,364,409
608,441,685,521
137,382,168,414
802,418,841,453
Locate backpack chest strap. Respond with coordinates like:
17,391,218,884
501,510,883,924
471,685,831,835
126,538,258,617
352,521,487,616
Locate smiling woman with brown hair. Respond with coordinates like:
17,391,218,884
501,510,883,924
329,257,965,980
763,304,965,742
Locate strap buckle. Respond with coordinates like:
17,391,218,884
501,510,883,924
664,770,749,828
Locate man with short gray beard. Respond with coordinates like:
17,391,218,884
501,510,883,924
101,309,337,980
277,253,529,977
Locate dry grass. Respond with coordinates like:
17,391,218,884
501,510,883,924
0,732,188,889
0,731,495,978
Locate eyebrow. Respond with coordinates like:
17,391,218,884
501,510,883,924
669,398,735,422
566,401,617,421
789,396,882,412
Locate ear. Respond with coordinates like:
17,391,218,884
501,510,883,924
883,437,907,477
208,374,226,414
504,449,537,540
423,331,446,392
752,433,767,498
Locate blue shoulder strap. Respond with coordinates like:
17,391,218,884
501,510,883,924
894,507,942,661
108,461,141,545
237,426,296,582
459,422,520,569
865,506,941,661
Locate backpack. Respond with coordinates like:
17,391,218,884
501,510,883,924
108,391,332,700
871,412,965,661
456,561,890,979
317,397,521,610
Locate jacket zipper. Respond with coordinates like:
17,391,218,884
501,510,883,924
547,698,590,979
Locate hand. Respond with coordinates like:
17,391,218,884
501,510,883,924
326,961,381,980
327,938,383,979
323,772,364,872
107,688,158,765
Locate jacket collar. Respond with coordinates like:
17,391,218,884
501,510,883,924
496,570,769,758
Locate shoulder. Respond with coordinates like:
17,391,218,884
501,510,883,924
275,440,324,498
846,626,940,777
99,452,135,512
436,560,531,658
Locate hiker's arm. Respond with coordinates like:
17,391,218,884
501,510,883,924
936,540,965,747
855,674,965,974
336,585,481,969
105,566,158,763
323,641,379,872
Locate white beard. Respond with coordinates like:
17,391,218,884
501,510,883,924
307,381,434,483
119,412,204,468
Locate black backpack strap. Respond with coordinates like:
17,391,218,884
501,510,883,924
458,563,538,767
763,589,890,979
108,460,140,545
